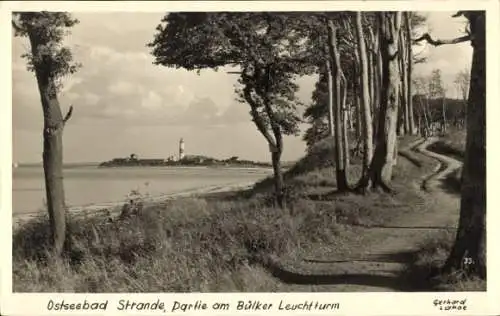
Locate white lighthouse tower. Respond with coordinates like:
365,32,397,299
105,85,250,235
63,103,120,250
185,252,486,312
179,138,185,160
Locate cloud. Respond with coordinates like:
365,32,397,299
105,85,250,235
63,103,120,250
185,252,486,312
12,11,470,163
108,81,139,96
413,12,473,97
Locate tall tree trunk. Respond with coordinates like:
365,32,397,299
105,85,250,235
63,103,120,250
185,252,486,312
326,60,335,137
271,148,284,209
367,46,375,124
243,72,285,208
356,94,362,140
444,12,485,278
341,77,350,169
424,95,432,135
405,12,417,134
421,97,430,136
327,19,349,191
369,12,402,191
397,88,405,136
353,57,363,155
27,32,68,255
41,85,67,255
399,26,410,135
355,11,374,190
353,50,362,143
442,96,447,133
348,104,354,131
373,30,383,145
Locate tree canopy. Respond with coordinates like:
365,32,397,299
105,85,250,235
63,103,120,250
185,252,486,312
12,12,81,91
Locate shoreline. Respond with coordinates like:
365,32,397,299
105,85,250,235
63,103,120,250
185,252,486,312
12,181,258,228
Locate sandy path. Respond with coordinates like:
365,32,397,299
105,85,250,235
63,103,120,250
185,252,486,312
268,137,462,292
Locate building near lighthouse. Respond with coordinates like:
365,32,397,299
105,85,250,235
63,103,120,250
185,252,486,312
179,138,185,160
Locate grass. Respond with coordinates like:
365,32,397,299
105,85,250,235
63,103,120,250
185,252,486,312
427,127,466,161
426,127,466,195
402,230,486,292
14,195,344,292
13,132,482,292
404,127,485,291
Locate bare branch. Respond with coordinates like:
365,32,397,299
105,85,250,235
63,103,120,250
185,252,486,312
413,33,471,46
242,85,276,147
63,105,73,124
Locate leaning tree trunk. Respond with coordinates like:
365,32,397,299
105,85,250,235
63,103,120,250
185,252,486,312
327,19,349,191
355,11,374,191
244,77,285,208
27,32,68,255
369,12,402,191
444,12,486,278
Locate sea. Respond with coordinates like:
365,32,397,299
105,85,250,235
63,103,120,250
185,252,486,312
11,165,273,216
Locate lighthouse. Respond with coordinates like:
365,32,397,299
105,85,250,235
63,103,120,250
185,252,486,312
179,138,185,160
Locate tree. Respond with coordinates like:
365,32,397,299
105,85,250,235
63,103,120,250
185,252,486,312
12,12,80,255
415,11,486,279
429,69,447,132
148,12,307,207
303,70,329,147
413,76,432,136
326,18,350,191
406,12,427,134
454,68,470,128
302,13,357,154
366,12,402,192
454,68,470,101
354,11,374,189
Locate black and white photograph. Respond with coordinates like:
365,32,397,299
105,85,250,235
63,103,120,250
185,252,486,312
2,0,499,314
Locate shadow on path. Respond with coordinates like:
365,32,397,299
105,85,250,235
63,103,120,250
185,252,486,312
261,253,419,292
351,223,457,230
438,173,462,196
303,250,417,264
305,189,356,201
260,137,462,292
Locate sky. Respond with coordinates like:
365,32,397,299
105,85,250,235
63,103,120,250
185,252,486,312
11,11,472,164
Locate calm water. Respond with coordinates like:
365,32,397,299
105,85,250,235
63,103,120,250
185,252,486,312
12,166,272,215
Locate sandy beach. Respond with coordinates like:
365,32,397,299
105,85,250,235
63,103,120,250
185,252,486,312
12,180,258,228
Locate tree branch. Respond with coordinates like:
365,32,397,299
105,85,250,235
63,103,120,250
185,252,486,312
243,84,276,148
63,105,73,124
413,33,471,46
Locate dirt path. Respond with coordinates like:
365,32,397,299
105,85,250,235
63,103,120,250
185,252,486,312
267,137,462,292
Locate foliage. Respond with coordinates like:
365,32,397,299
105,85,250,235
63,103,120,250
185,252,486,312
428,69,445,98
413,96,466,127
149,12,316,142
303,70,330,147
12,12,81,91
302,12,428,150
